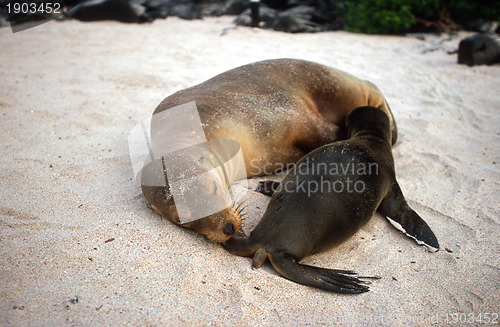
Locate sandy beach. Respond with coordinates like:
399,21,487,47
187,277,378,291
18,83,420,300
0,16,499,326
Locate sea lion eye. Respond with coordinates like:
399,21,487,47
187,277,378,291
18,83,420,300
213,181,218,195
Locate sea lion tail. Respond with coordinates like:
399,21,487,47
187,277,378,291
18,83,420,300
379,182,440,251
268,252,375,294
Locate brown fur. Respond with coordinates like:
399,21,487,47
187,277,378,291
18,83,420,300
143,59,398,242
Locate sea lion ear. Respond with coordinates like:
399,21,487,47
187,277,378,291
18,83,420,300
378,183,440,252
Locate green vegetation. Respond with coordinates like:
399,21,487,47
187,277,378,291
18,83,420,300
343,0,500,34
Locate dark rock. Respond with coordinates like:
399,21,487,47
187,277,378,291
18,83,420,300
223,0,248,16
310,0,345,30
142,0,170,19
262,0,289,10
235,3,323,33
65,0,152,23
169,3,201,20
234,6,277,27
459,19,499,34
266,5,323,33
200,3,224,17
458,34,500,66
265,11,322,33
282,5,314,20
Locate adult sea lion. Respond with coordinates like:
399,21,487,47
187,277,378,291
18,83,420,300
142,58,398,243
223,106,439,294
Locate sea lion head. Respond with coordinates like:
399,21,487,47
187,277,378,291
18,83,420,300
140,152,244,243
345,106,392,143
180,205,243,243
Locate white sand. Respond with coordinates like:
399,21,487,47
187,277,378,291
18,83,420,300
1,17,499,326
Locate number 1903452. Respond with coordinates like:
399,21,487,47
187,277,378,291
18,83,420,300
446,312,498,324
6,2,62,15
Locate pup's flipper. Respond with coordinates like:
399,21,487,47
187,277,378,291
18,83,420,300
268,252,377,294
379,183,440,251
222,234,257,257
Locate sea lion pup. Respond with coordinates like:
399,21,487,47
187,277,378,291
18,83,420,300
142,58,398,243
223,106,439,294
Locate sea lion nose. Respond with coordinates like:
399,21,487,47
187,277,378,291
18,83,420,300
223,223,235,235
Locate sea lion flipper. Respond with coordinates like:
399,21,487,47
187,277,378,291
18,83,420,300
379,183,440,251
268,252,372,294
255,181,281,197
222,235,257,257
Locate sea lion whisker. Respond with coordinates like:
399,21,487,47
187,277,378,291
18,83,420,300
238,205,249,214
234,203,244,213
234,198,249,211
232,199,250,219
